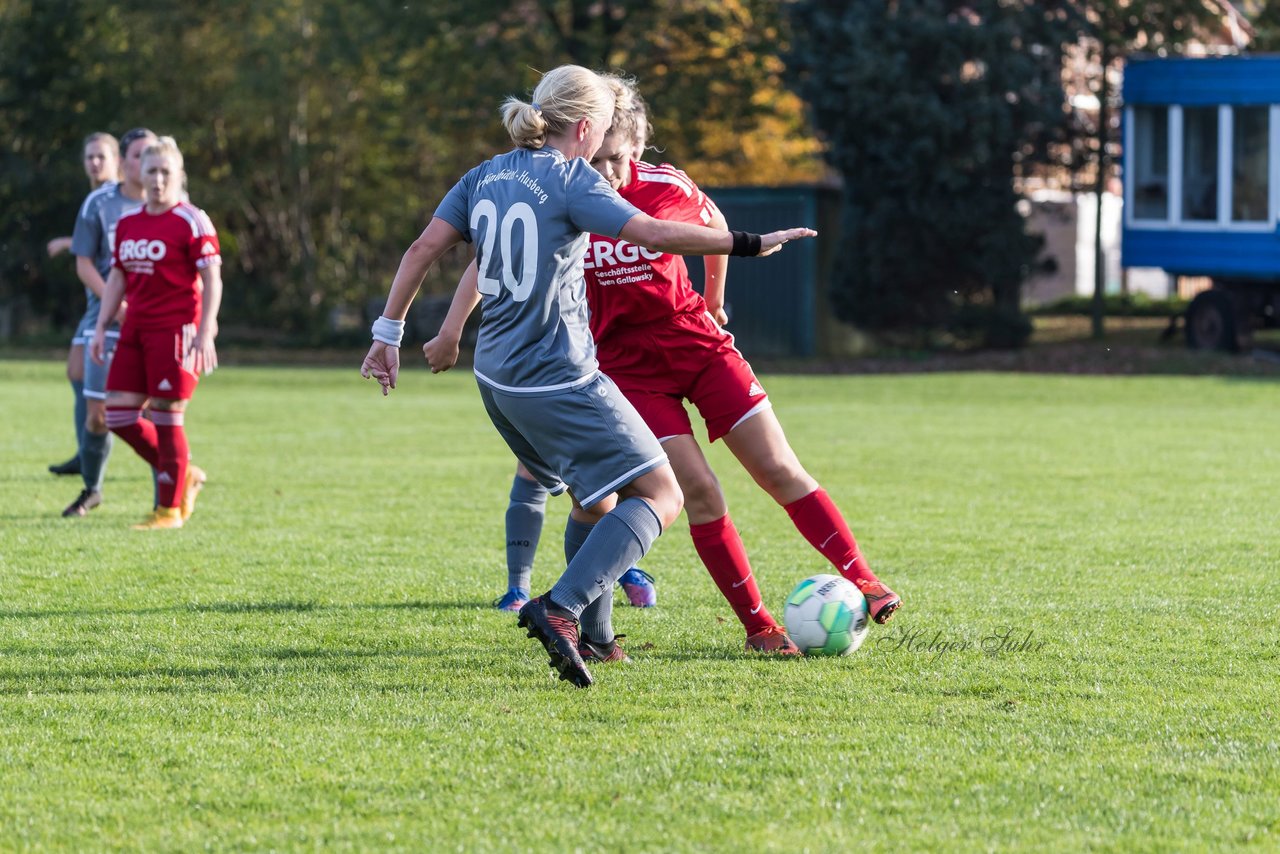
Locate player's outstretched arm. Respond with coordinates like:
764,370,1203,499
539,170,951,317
47,237,72,258
619,213,816,258
756,227,818,257
423,259,482,374
362,217,464,395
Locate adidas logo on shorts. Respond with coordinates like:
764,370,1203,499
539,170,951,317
157,378,173,392
748,382,765,397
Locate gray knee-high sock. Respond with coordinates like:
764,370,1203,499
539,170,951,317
71,380,86,456
549,498,662,618
564,517,615,642
562,515,593,566
80,429,112,492
506,475,548,592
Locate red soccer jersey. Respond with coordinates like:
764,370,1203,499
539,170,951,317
585,161,720,341
113,201,221,329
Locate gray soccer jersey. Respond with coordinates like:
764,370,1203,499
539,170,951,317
70,182,142,323
433,146,641,393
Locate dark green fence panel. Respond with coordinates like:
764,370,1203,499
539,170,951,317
688,186,836,358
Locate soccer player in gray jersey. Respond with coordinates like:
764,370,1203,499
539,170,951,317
61,127,158,517
492,77,658,619
361,64,814,688
48,132,120,477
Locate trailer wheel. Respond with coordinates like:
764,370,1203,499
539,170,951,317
1186,289,1239,352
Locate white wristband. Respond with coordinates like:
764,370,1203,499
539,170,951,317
371,315,405,347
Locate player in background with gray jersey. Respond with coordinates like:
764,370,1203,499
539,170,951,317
48,132,120,477
362,64,814,688
61,127,158,517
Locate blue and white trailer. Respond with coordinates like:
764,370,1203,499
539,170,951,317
1122,55,1280,350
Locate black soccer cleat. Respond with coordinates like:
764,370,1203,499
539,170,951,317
579,633,631,664
49,456,82,476
62,488,102,518
517,596,593,688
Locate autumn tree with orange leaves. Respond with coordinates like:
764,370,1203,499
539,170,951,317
0,0,822,338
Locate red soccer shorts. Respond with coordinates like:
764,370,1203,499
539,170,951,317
107,321,200,400
597,310,771,443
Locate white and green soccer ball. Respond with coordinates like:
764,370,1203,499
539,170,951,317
783,574,870,656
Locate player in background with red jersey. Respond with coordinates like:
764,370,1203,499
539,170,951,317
584,80,902,650
427,75,900,659
90,136,222,530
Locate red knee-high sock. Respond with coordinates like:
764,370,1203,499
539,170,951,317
105,407,160,469
690,513,776,635
151,410,189,509
784,488,878,586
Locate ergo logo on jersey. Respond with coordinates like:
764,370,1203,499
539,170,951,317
583,239,662,270
119,239,167,262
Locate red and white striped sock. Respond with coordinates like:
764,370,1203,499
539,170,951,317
105,407,160,469
151,409,189,509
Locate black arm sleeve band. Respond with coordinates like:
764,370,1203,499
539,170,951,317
729,230,763,257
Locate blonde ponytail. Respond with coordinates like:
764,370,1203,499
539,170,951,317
501,65,614,149
501,100,551,149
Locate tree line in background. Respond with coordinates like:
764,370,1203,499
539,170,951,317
789,0,1230,347
0,0,818,341
0,0,1259,347
790,0,1084,347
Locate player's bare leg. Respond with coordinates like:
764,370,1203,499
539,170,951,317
723,409,901,624
663,434,799,654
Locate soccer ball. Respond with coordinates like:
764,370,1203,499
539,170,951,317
783,574,870,656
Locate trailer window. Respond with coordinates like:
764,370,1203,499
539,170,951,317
1231,106,1269,222
1182,107,1219,222
1132,106,1169,220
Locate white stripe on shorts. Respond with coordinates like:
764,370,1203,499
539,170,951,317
728,400,772,434
473,368,599,395
72,329,119,345
578,453,668,509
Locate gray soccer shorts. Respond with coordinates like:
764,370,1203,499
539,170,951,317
74,312,119,399
477,371,668,509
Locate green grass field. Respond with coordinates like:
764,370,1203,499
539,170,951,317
2,359,1277,851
